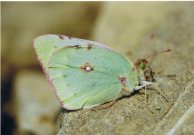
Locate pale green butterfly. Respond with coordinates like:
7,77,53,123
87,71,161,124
33,34,160,110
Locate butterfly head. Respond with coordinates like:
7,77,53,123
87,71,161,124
134,49,172,82
134,58,148,71
133,58,154,81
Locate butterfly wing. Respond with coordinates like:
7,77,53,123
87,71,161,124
33,34,140,110
33,34,110,71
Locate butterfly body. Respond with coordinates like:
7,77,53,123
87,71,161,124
33,34,150,110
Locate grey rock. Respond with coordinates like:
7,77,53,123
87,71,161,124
14,70,60,135
57,2,194,135
155,81,194,135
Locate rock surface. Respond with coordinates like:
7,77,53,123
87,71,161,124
58,2,194,135
14,70,60,135
2,3,102,135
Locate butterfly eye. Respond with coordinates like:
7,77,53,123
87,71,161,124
140,63,146,70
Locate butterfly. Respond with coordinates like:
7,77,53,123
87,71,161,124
33,34,170,110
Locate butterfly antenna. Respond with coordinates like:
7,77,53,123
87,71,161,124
145,49,172,60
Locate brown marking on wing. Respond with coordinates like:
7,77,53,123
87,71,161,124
80,63,94,73
58,34,66,39
87,44,93,50
74,45,82,49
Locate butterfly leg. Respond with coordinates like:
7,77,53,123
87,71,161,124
92,89,125,110
144,85,147,104
135,81,156,113
139,81,168,101
152,83,169,101
102,87,134,109
91,99,119,110
134,80,153,103
144,85,156,114
138,81,169,113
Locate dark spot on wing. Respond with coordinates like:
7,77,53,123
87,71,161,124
87,44,93,50
92,82,97,86
74,45,82,49
48,66,53,69
80,63,94,73
58,35,73,40
53,46,58,49
65,45,82,49
58,34,66,39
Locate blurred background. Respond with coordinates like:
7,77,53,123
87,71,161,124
2,2,102,135
1,2,194,135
